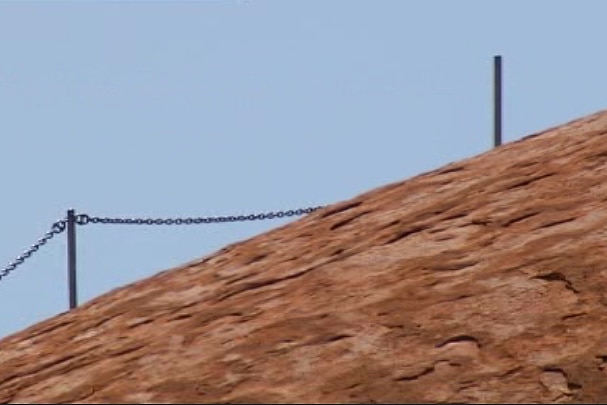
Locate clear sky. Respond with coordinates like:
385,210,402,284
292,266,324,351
1,0,606,339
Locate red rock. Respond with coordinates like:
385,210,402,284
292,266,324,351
3,110,607,403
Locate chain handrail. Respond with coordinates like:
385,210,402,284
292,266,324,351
77,206,324,226
0,205,324,284
0,219,67,282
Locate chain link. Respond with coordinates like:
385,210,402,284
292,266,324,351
0,219,67,282
78,206,324,226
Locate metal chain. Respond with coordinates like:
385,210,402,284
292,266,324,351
0,219,67,282
77,206,324,226
0,206,323,284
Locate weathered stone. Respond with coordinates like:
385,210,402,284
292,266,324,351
3,110,607,403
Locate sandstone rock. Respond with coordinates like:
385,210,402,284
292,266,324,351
3,110,607,403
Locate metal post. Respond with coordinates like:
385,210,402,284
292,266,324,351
67,209,78,309
493,55,503,147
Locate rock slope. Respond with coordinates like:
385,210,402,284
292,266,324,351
3,111,607,403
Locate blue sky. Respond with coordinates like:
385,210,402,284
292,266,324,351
1,0,606,339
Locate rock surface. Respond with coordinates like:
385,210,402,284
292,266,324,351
3,111,607,403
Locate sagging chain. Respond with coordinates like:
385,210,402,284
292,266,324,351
0,205,323,284
0,218,67,282
77,206,324,226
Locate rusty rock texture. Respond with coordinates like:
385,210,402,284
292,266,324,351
3,111,607,403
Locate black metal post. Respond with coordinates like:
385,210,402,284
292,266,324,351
67,209,78,309
494,55,503,147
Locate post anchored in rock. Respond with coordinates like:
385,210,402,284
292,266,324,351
67,209,78,310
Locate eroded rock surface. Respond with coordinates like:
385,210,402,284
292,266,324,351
3,111,607,403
